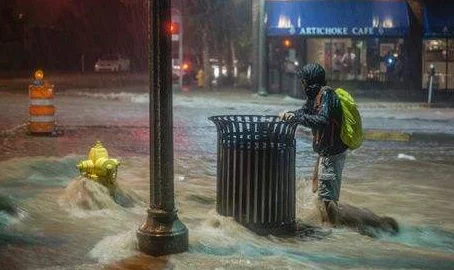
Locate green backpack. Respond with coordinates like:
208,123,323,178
335,88,363,150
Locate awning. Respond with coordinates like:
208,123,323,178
265,0,410,37
423,0,454,38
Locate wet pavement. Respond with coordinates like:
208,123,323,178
0,86,453,269
1,86,454,169
173,87,454,137
2,86,454,160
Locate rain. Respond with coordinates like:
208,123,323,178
1,0,454,269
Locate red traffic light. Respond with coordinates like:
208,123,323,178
170,22,180,35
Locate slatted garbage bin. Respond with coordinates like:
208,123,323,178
209,115,299,235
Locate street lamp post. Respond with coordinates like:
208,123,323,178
137,0,188,256
428,64,435,105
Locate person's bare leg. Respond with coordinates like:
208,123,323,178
325,200,340,226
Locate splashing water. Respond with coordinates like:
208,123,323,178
59,176,145,218
0,152,453,269
89,229,140,264
68,90,149,104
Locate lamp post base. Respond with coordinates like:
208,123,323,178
137,208,188,256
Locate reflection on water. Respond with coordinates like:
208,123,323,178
382,225,454,253
0,149,453,269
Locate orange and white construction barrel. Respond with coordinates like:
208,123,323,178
28,82,56,134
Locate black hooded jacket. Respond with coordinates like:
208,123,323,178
291,85,347,156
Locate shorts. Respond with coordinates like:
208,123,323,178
317,151,347,202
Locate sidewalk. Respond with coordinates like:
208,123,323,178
175,87,454,142
178,86,452,109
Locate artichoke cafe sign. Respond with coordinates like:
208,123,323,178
288,27,379,36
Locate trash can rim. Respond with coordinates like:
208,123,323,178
208,115,283,124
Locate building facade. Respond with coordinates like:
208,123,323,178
263,0,452,96
422,0,454,91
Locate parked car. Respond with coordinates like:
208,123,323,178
94,54,131,72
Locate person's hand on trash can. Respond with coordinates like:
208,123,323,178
279,111,295,121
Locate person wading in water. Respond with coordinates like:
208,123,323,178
280,63,346,225
280,63,399,237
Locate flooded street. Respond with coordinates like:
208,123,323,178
1,89,454,269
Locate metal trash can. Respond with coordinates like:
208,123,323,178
209,115,299,235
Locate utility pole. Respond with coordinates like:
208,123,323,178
171,8,183,90
406,0,423,92
252,0,267,96
137,0,188,256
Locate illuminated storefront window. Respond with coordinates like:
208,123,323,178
422,39,454,90
422,0,454,91
265,0,409,94
304,37,404,82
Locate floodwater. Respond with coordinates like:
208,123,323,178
1,90,454,269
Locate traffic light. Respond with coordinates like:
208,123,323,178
170,22,180,35
283,38,292,48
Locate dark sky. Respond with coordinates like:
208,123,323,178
14,0,70,25
13,0,181,26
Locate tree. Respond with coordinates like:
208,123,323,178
184,0,218,89
216,0,252,86
184,0,251,88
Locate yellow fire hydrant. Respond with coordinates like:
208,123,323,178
76,141,120,195
196,69,205,88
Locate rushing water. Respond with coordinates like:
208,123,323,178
0,140,453,269
1,91,454,269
